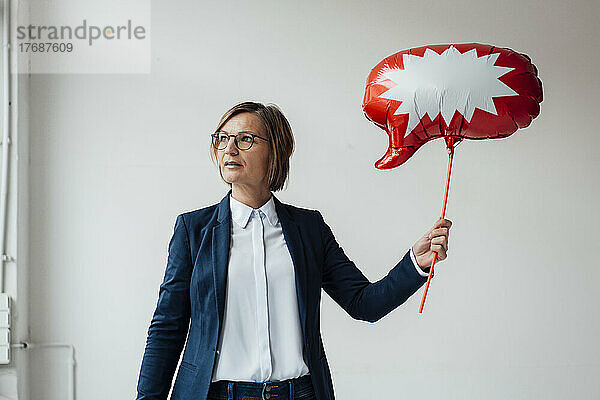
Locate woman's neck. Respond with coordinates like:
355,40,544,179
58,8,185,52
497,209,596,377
231,185,272,209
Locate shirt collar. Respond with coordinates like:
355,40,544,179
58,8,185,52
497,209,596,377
230,192,279,228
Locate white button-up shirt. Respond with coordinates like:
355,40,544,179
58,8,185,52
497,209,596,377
211,193,428,383
211,193,310,382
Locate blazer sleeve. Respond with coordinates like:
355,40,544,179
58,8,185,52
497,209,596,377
136,214,193,400
316,211,427,322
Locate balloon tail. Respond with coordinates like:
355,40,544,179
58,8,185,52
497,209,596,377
419,144,455,313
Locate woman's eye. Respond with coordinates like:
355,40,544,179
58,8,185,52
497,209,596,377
240,135,252,142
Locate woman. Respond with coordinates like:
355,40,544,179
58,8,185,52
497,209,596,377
136,102,451,400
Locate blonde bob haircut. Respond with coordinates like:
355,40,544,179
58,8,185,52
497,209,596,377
209,101,295,192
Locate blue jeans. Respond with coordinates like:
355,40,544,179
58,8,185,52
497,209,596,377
206,373,316,400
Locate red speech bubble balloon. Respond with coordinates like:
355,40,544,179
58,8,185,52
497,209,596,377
362,43,543,169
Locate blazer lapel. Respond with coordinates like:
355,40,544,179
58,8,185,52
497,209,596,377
211,190,232,333
210,190,309,341
273,194,309,339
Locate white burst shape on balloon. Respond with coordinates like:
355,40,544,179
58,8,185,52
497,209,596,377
376,46,519,137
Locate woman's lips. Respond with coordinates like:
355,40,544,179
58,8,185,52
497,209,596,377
225,163,243,168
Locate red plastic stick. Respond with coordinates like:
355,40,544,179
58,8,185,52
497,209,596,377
418,145,455,313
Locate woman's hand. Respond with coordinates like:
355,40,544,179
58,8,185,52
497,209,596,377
412,218,452,272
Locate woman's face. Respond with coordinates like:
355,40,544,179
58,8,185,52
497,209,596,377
217,112,271,191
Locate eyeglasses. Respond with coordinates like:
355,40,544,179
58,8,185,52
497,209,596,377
211,131,269,151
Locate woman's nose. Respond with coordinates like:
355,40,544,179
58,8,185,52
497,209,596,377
224,136,238,153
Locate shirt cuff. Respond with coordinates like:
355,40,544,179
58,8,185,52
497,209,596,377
409,247,430,278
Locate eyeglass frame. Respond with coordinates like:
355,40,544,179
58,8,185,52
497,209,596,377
211,131,270,151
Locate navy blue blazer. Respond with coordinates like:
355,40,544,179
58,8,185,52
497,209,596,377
136,189,428,400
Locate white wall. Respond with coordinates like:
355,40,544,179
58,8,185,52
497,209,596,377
25,0,599,399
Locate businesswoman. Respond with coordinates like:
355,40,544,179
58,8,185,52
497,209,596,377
136,101,452,400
